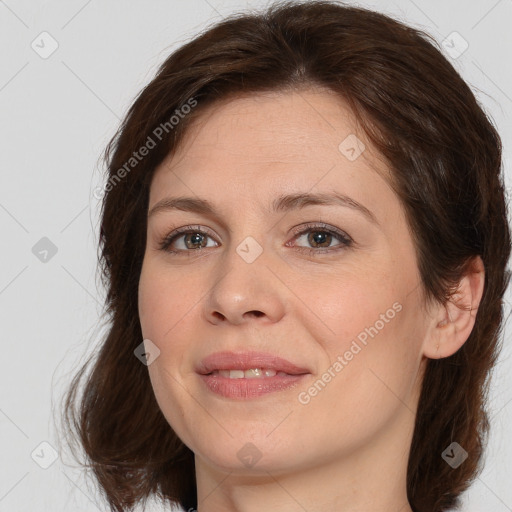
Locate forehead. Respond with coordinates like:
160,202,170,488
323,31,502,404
162,88,363,165
149,87,394,216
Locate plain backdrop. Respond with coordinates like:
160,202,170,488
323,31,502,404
0,0,511,511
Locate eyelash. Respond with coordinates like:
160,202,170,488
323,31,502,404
158,222,353,256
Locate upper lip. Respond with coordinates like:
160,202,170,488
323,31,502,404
196,351,310,375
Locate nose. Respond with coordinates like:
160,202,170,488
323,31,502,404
202,242,287,326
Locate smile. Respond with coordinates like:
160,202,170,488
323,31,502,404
210,368,289,378
196,350,311,399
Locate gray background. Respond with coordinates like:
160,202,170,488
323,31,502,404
0,0,511,510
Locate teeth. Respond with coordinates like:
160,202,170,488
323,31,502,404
245,368,263,378
227,370,245,379
213,368,285,379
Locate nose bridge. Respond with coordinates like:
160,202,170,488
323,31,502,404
202,229,286,324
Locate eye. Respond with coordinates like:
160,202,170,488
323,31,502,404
158,225,218,254
288,222,353,255
158,222,353,256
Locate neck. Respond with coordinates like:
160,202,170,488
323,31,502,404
193,407,415,512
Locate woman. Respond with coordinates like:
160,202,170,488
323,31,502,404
63,1,511,511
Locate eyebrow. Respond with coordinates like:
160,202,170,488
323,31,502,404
148,192,378,225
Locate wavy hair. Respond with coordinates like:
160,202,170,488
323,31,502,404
62,2,511,511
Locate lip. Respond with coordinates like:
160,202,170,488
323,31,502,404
196,351,311,400
196,350,310,375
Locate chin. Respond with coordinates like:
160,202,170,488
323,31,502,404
190,428,310,474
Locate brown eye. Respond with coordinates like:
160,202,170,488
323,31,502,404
291,224,352,254
307,231,333,248
159,226,218,253
183,232,209,249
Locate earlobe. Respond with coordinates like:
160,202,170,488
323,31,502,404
423,256,485,359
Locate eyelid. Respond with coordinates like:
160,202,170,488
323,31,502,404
288,222,352,243
159,222,353,254
285,223,353,255
158,224,219,251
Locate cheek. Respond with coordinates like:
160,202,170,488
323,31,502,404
303,267,402,352
138,260,205,418
305,265,423,397
138,260,199,342
296,298,423,446
138,264,199,446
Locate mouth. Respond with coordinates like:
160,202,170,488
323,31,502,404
196,351,311,399
208,368,294,379
196,350,310,376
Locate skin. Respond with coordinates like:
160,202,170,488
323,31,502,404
138,87,485,512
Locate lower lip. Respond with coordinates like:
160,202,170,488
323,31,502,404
199,373,308,399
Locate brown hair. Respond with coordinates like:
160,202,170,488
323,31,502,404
62,1,511,511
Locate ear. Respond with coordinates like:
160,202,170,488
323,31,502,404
423,256,485,359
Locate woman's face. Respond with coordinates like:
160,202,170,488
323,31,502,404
138,88,432,476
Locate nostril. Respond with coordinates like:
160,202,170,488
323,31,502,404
210,310,264,322
247,310,264,318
